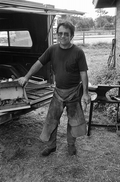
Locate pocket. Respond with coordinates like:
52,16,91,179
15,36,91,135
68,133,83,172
65,59,78,73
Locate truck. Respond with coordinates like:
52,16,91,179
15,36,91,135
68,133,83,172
0,0,84,123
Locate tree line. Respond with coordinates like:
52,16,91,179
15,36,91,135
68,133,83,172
56,9,115,31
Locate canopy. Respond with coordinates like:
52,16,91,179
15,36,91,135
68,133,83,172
0,0,85,15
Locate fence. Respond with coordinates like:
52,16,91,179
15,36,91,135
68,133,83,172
73,30,115,45
53,29,115,45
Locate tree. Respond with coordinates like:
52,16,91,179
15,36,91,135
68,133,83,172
104,22,115,30
95,9,108,17
95,16,108,28
95,15,115,29
76,17,94,31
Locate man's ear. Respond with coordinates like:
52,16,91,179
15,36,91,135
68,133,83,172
70,35,74,40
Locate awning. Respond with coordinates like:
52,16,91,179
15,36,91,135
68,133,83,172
93,0,117,8
0,0,85,15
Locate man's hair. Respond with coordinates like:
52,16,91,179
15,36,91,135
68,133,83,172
56,20,75,37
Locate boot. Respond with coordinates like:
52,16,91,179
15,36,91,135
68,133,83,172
68,144,76,156
41,146,56,156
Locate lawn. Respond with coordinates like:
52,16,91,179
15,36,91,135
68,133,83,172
0,43,120,182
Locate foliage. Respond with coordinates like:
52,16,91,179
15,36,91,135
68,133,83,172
104,15,116,24
93,66,120,85
95,15,115,29
57,15,95,31
56,12,115,31
95,16,108,28
104,22,115,30
95,9,108,17
76,17,94,31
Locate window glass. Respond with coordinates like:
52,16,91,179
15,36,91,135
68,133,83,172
0,31,8,46
0,31,32,47
10,31,32,47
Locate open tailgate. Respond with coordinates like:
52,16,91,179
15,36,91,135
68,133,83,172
25,81,54,109
0,80,54,113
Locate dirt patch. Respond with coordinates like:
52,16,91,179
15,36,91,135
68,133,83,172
1,43,120,182
1,106,120,182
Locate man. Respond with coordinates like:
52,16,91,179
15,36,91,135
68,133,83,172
18,20,91,156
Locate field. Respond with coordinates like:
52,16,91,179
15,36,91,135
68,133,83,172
1,43,120,182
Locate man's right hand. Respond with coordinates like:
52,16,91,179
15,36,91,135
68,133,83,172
18,76,28,87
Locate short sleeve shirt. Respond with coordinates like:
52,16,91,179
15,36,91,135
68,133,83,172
38,44,88,89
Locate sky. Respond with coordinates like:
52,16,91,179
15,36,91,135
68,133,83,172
27,0,116,19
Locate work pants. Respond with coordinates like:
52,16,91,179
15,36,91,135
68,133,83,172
40,92,86,148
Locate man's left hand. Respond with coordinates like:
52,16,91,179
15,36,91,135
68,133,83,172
82,93,91,111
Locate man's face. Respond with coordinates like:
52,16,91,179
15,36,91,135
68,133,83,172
57,26,73,46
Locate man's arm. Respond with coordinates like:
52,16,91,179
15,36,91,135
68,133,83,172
80,71,91,110
25,60,43,80
80,71,89,94
18,60,43,86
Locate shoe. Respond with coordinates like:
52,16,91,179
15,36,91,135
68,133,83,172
41,146,56,156
68,144,77,156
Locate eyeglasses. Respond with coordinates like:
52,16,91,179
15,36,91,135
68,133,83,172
57,32,70,37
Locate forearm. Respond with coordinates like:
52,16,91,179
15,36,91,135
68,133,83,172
80,71,89,94
25,60,43,80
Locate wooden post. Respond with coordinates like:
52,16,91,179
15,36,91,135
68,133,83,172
83,31,85,45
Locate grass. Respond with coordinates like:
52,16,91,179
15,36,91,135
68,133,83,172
80,43,115,84
1,43,120,182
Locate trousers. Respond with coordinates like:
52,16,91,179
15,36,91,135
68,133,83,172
40,84,87,147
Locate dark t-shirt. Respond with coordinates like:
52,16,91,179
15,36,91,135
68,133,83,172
38,44,88,89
